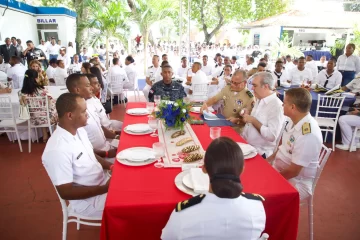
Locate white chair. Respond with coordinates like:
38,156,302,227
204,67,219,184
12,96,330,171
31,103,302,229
315,95,345,151
109,75,126,109
301,144,331,240
26,96,55,142
190,83,209,102
54,187,101,240
54,76,67,86
0,96,31,152
349,127,360,152
124,76,141,102
259,233,269,240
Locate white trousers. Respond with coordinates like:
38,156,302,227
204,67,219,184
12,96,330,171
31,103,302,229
70,192,107,218
338,115,360,145
289,178,313,201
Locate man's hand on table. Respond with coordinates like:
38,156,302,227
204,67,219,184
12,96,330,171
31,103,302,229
226,117,240,124
108,148,117,158
200,103,209,114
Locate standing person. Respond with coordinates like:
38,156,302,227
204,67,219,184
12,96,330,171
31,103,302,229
20,69,58,141
11,37,24,64
268,88,323,200
47,37,60,60
336,43,360,86
67,42,75,64
37,39,49,59
22,40,47,68
0,37,19,63
135,34,142,48
42,92,111,218
241,72,285,158
162,137,266,240
143,55,160,101
29,60,49,86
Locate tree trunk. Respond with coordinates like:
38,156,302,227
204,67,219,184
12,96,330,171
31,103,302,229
74,0,88,53
200,0,224,44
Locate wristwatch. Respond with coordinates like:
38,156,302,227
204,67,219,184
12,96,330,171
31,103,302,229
114,134,120,140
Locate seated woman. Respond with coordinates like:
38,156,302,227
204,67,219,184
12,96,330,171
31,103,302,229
30,60,49,86
161,137,266,240
21,69,58,142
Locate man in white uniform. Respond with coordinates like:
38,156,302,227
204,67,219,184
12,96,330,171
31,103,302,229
242,72,285,158
69,54,82,73
287,57,313,85
143,55,160,101
208,65,232,98
201,55,213,76
124,56,137,90
46,58,57,85
54,60,68,86
177,56,192,77
336,76,360,150
188,62,208,95
0,56,11,73
305,55,318,80
315,58,342,88
268,88,323,200
37,39,49,59
42,93,112,218
272,60,288,87
66,74,119,159
285,55,295,72
107,58,128,84
47,37,60,60
7,56,26,89
336,43,360,86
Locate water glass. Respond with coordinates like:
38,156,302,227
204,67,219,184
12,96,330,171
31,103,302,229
146,102,154,116
210,127,221,140
153,142,165,168
148,118,159,137
154,95,161,106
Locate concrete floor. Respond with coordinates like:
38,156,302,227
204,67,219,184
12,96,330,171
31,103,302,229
0,96,360,240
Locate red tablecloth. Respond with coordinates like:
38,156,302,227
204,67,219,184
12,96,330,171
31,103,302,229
100,102,299,240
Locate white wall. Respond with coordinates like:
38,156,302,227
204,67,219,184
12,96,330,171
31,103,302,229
250,26,282,48
0,7,38,45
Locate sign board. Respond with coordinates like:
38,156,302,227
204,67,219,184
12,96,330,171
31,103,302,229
36,18,57,24
254,34,260,46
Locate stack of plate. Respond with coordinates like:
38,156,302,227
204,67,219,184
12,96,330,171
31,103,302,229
174,169,209,196
190,106,214,113
124,124,153,135
116,147,156,166
126,108,149,116
237,142,257,159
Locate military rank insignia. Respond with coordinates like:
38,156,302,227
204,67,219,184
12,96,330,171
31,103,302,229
302,122,311,135
175,194,206,212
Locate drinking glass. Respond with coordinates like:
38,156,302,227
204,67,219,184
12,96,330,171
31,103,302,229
210,127,221,140
154,95,161,106
148,117,159,137
153,142,165,168
146,102,154,117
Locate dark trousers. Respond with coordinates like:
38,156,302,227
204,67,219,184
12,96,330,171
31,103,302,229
340,71,356,87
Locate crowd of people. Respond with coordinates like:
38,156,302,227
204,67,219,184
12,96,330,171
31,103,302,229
1,34,360,239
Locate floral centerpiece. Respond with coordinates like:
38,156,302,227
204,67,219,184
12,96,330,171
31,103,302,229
154,99,191,130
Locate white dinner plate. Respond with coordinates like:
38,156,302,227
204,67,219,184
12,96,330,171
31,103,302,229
244,152,257,159
126,108,150,116
190,107,214,114
116,147,157,166
237,142,257,156
175,170,197,196
182,173,194,189
124,124,153,135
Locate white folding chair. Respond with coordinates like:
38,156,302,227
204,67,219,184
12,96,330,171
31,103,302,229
349,127,360,152
0,96,31,152
11,74,25,89
259,233,269,240
53,186,101,240
124,75,140,102
26,96,55,143
315,95,345,151
190,83,210,102
109,75,126,109
301,144,331,240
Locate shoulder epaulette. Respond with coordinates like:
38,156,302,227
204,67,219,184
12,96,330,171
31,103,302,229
302,122,311,135
241,192,265,201
175,194,206,212
246,90,254,98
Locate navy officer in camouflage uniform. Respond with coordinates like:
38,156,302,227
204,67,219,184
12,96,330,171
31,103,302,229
148,65,187,102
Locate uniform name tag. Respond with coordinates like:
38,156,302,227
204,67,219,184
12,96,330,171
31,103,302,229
99,109,103,113
76,152,83,160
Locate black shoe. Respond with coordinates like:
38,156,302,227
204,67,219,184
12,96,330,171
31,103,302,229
120,97,128,104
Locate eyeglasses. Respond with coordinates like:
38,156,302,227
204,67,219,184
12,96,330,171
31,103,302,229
230,81,243,86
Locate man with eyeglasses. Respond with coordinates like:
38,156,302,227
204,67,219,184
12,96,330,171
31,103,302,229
201,69,255,133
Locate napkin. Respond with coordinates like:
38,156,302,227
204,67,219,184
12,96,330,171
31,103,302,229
203,111,219,120
118,149,155,162
237,143,256,155
126,124,152,133
128,108,149,114
190,168,209,194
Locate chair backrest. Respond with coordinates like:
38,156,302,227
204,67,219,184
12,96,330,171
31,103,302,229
192,83,209,96
54,185,68,213
312,144,331,195
54,76,67,86
315,95,345,122
12,74,25,89
25,95,51,125
274,120,287,153
109,75,125,94
0,96,15,121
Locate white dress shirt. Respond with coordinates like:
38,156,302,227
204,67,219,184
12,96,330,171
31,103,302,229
46,66,57,79
7,63,26,88
305,60,318,79
162,192,266,240
54,68,68,86
0,71,7,82
107,65,128,84
190,69,208,91
336,54,360,73
47,44,61,55
69,62,82,73
273,114,323,200
177,66,192,77
346,77,360,105
271,70,288,86
124,63,137,90
42,126,108,217
201,64,213,76
242,93,285,157
0,62,11,73
288,67,313,85
37,44,49,58
146,66,161,83
316,69,342,88
57,54,71,70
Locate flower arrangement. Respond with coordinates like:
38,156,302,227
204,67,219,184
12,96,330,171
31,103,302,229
154,99,191,130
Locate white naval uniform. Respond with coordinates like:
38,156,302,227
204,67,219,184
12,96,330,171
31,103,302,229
177,66,192,78
338,114,360,146
6,63,26,89
288,67,313,85
315,69,342,88
345,77,360,105
273,114,323,200
87,97,123,131
336,54,360,73
271,70,288,87
201,64,213,76
143,65,161,101
242,93,285,157
189,69,208,91
42,126,108,218
161,192,266,240
124,63,137,90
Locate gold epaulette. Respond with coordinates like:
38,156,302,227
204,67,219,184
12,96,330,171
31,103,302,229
175,194,206,212
302,122,311,135
241,192,265,201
